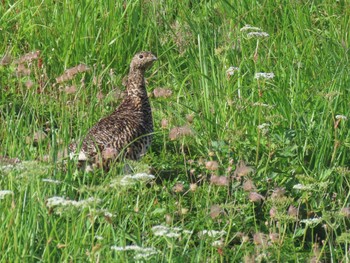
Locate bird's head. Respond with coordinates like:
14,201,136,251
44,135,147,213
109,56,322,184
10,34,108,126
130,51,157,71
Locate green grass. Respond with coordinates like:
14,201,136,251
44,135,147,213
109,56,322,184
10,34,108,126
1,0,350,261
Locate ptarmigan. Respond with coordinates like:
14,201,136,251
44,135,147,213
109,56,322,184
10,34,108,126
70,51,157,170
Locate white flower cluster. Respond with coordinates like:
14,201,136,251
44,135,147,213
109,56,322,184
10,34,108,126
0,164,15,173
151,225,193,238
211,240,224,247
300,217,322,226
240,25,262,32
240,24,269,39
253,102,273,108
0,190,14,199
198,230,226,238
293,184,313,191
255,72,275,80
94,235,104,240
336,115,347,120
257,123,270,130
119,173,155,186
226,66,239,76
42,178,61,184
111,245,158,260
257,123,270,135
46,196,101,208
247,32,269,38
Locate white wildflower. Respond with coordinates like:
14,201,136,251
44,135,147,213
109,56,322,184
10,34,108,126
300,217,322,226
257,123,270,130
226,66,239,76
258,123,270,135
247,32,269,38
71,197,100,207
255,72,275,80
0,164,15,173
95,235,104,240
90,208,115,217
0,190,14,199
240,25,262,32
42,178,61,184
164,232,181,238
104,211,114,218
212,240,224,247
46,196,100,208
111,245,143,251
293,184,312,191
132,173,155,181
336,115,347,120
134,250,158,260
198,230,226,238
253,102,273,108
120,173,155,186
152,225,169,236
46,196,67,207
120,175,135,186
183,230,194,235
152,225,182,238
111,245,158,260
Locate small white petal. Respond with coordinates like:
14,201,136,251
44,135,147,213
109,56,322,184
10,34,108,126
336,115,347,120
0,190,14,199
300,217,322,226
293,184,312,190
255,72,275,79
226,66,239,76
247,32,269,38
240,25,262,32
198,230,226,238
42,178,61,184
257,123,270,130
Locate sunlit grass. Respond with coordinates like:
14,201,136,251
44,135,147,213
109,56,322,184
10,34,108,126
1,0,350,261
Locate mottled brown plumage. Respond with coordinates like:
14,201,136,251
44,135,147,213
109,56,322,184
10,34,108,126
70,51,157,169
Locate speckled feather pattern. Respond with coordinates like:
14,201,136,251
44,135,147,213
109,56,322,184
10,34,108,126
70,51,157,169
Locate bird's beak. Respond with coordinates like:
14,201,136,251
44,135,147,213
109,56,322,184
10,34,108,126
152,55,158,61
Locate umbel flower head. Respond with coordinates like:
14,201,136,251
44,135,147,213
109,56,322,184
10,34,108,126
240,25,269,39
255,72,275,80
0,190,14,199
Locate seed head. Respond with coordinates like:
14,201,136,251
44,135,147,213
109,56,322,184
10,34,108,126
189,183,198,192
161,119,169,129
247,32,269,38
269,207,277,218
340,207,350,218
249,192,265,202
210,204,223,219
210,175,229,186
255,72,275,80
242,179,256,192
186,114,194,123
288,205,298,218
169,125,193,140
233,160,254,177
205,161,219,171
271,187,286,199
173,182,184,193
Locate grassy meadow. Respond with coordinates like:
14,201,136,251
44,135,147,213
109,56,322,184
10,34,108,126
1,0,350,261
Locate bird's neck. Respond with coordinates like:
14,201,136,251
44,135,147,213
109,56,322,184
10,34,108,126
126,68,147,98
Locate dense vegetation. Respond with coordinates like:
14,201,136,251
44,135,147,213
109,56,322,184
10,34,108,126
1,0,350,261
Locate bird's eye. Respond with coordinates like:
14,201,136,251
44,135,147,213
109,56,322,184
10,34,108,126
139,54,144,59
